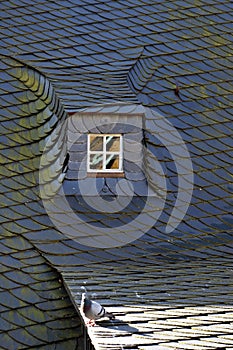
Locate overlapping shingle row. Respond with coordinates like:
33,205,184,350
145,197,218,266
1,0,231,107
1,0,232,266
1,0,233,348
63,259,233,350
0,55,84,349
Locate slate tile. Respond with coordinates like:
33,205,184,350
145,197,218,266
0,290,28,309
2,309,35,328
1,1,233,349
11,248,38,261
46,317,80,331
0,255,26,270
29,270,58,283
36,298,70,312
0,333,22,350
4,269,37,286
17,306,48,324
1,236,33,251
9,327,46,347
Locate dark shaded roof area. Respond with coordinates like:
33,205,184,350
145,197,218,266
0,248,82,349
0,56,84,349
1,0,232,110
1,0,233,349
1,0,231,263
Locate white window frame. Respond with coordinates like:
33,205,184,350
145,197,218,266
87,134,123,174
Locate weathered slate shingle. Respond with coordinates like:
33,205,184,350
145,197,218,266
0,55,84,349
63,259,233,350
1,0,233,349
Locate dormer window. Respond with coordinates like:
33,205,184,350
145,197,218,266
87,134,123,177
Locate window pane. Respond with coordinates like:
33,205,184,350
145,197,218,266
89,154,103,170
90,135,103,151
106,136,120,152
105,154,120,170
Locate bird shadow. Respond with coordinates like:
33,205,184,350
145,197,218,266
95,318,138,333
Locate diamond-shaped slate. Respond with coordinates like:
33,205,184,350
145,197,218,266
1,1,233,349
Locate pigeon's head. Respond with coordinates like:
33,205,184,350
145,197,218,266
81,292,87,302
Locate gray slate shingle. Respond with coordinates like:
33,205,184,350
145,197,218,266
1,0,233,349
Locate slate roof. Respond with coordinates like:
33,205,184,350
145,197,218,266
0,56,85,349
1,0,233,349
63,259,233,350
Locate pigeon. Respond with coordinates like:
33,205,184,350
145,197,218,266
80,293,115,326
